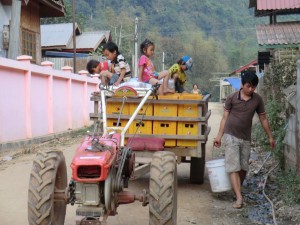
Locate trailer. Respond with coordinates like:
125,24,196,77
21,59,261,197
90,86,211,184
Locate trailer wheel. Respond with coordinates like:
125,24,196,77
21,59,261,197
149,151,177,225
28,151,67,225
190,157,205,184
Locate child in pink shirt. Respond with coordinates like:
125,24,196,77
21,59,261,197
138,39,174,95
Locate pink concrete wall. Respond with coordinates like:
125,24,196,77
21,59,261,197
31,73,49,137
52,77,69,133
0,56,99,143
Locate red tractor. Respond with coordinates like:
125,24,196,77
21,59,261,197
28,85,178,225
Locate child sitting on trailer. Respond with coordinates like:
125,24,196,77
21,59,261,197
168,55,193,93
138,39,174,95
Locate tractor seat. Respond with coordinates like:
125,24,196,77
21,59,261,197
126,137,165,151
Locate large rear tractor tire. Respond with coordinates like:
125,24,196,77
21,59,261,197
149,151,177,225
28,150,68,225
190,157,205,184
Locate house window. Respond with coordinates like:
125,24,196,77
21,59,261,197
22,29,36,62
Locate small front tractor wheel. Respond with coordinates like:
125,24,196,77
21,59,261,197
28,150,68,225
149,151,177,225
190,157,205,184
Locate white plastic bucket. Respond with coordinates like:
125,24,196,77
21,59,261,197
206,158,232,192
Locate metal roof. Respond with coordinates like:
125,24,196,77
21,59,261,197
66,31,109,50
256,22,300,45
249,0,300,16
41,23,110,51
98,31,111,42
41,23,81,48
256,0,300,10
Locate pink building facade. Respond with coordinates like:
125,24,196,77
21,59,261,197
0,56,99,143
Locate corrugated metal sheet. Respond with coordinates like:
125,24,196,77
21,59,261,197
67,32,108,50
257,0,300,10
41,23,110,51
256,22,300,45
41,23,80,47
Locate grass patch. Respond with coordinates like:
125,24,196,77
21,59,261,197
276,169,300,204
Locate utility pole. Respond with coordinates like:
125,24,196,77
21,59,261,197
162,52,165,71
134,17,138,78
72,0,76,73
8,0,21,60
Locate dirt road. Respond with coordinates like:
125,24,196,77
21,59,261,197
0,102,253,225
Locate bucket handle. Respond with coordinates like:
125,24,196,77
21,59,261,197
211,146,221,160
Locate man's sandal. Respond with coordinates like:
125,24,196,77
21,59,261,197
232,200,243,209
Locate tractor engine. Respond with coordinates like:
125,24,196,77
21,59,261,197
69,132,138,223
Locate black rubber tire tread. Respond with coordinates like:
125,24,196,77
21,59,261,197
28,150,67,225
149,151,177,225
190,157,205,184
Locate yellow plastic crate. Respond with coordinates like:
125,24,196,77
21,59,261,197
106,102,130,115
129,120,152,134
107,119,127,128
179,93,203,100
178,93,202,117
178,104,200,117
177,122,198,147
157,93,181,99
153,121,176,146
129,103,153,116
154,94,179,117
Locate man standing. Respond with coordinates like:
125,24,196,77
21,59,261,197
213,71,275,209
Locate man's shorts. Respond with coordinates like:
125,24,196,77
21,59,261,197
223,133,251,173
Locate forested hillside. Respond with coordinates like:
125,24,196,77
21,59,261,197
42,0,268,99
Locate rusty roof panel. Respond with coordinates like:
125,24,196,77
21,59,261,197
256,22,300,45
257,0,300,10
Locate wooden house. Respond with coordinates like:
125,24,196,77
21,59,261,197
0,0,65,64
249,0,300,67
